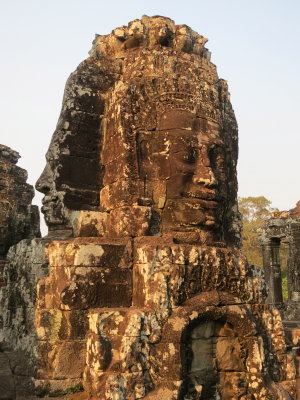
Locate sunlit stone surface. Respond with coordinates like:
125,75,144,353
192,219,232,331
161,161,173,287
0,16,296,399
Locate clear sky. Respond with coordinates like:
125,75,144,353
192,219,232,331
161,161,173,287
1,0,299,234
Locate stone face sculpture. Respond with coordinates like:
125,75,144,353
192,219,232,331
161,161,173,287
99,51,239,249
0,145,40,256
0,16,296,400
36,15,240,248
35,58,118,234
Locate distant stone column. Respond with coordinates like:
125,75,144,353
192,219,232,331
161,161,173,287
270,239,283,303
260,206,300,319
287,233,300,302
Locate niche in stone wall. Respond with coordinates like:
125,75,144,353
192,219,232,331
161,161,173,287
182,318,246,400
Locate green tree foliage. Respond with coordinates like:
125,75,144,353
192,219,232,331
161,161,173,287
238,196,277,266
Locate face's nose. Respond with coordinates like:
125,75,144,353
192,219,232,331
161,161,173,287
192,145,217,188
35,163,53,194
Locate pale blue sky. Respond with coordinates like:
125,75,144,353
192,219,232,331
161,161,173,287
1,0,299,234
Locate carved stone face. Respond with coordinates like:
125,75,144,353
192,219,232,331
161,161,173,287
36,137,103,233
36,23,239,246
138,110,228,233
101,100,232,243
35,148,69,229
97,38,240,245
35,57,116,234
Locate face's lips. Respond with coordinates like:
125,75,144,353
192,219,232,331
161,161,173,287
181,190,218,202
182,185,229,202
41,196,60,215
41,195,58,205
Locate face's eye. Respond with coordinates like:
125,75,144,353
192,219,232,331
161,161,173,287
210,147,226,178
183,146,197,163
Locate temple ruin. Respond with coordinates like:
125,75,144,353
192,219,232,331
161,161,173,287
0,16,297,399
260,202,300,321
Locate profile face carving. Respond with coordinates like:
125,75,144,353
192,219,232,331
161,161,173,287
36,135,104,231
35,57,116,232
36,147,69,229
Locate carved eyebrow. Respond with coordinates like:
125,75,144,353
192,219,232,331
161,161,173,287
197,135,224,145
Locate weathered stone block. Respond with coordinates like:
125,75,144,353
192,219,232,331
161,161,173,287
133,262,186,309
71,210,108,237
34,377,83,397
36,340,86,379
100,179,142,211
109,206,152,237
216,337,244,372
103,154,138,185
47,237,132,268
133,237,173,264
35,309,89,341
217,372,247,399
51,266,132,309
149,341,181,381
142,380,183,400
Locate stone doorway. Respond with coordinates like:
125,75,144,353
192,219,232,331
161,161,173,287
183,319,244,400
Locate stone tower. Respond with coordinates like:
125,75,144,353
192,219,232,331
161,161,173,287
0,16,296,399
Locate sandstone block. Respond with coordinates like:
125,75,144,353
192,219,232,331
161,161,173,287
71,210,108,237
34,377,83,397
47,237,132,268
35,309,89,341
100,179,142,211
36,340,86,380
109,206,152,237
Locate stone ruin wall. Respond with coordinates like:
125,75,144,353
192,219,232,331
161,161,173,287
0,16,297,400
0,145,40,399
260,201,300,320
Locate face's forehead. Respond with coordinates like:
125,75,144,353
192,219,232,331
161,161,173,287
138,130,196,151
138,124,225,151
45,139,61,163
